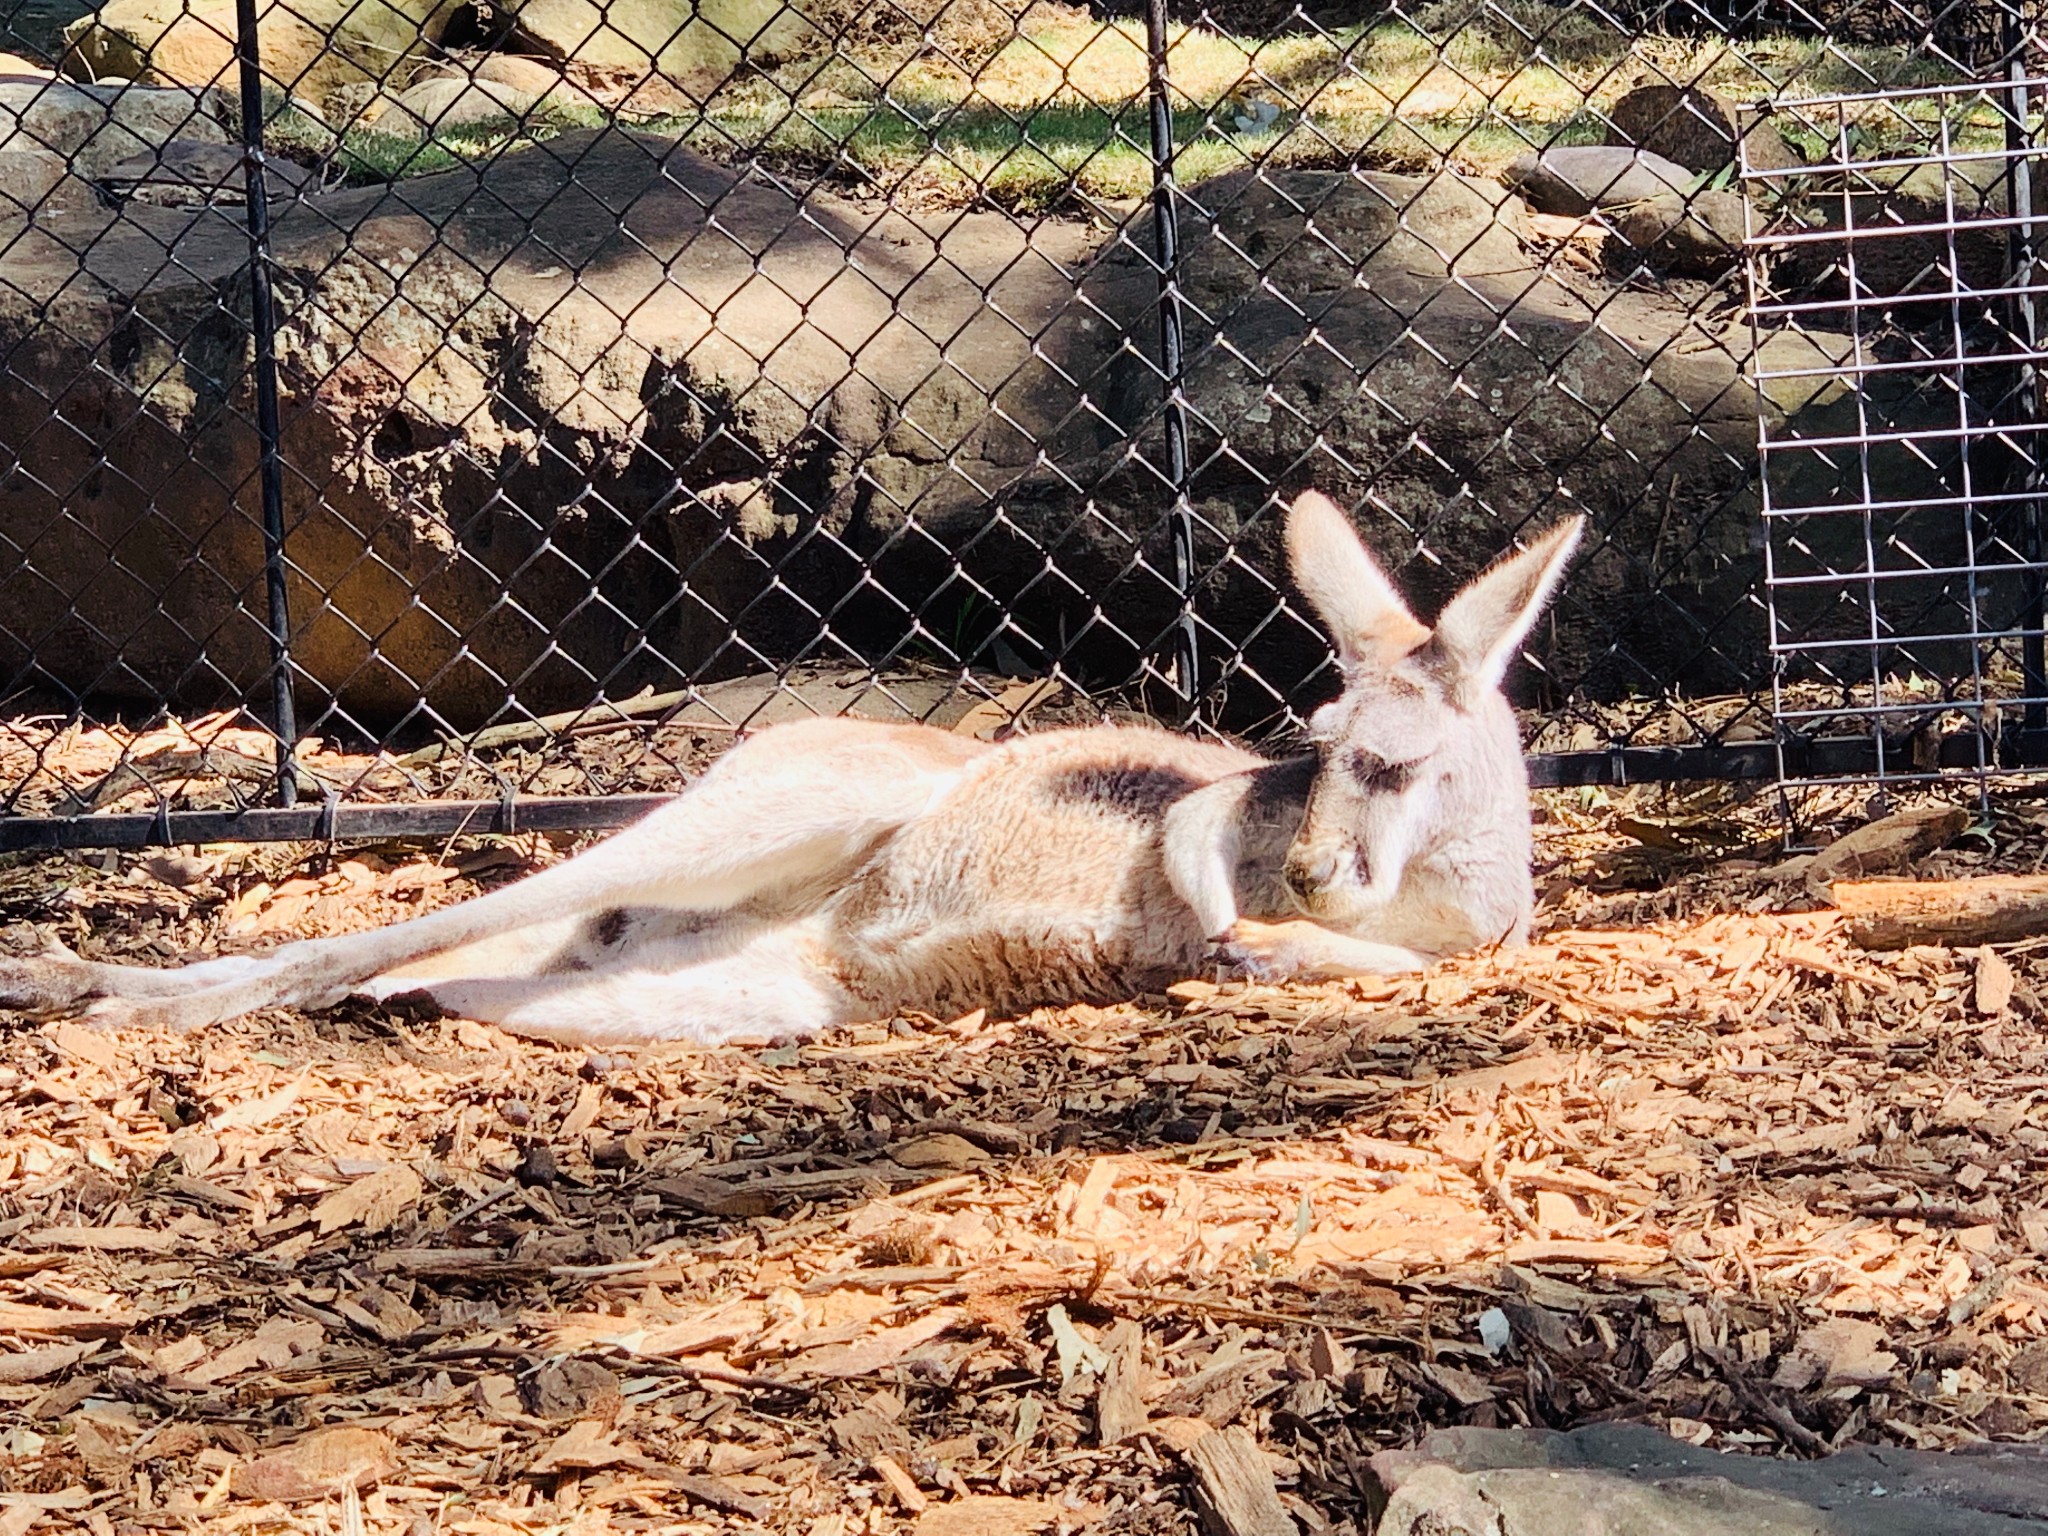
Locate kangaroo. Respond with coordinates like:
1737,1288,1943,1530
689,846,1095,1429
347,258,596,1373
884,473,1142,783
0,494,1581,1047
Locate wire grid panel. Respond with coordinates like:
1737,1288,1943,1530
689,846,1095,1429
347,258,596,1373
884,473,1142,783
0,0,2031,840
1745,73,2048,786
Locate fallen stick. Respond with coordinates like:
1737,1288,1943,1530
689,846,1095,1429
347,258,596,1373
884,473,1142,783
1835,875,2048,950
396,687,718,767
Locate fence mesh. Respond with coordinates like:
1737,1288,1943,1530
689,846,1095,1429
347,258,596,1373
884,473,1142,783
0,0,2040,844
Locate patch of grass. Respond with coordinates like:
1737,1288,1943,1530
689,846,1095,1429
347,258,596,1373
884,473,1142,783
318,3,1983,212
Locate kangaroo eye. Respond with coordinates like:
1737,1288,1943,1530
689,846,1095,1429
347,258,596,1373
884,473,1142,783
1347,750,1413,793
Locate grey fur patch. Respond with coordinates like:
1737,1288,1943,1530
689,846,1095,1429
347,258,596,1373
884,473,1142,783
1045,763,1203,820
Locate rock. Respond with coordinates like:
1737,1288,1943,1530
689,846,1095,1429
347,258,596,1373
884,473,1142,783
0,79,226,180
1771,154,2010,302
473,52,606,112
0,147,77,214
1373,1423,2048,1535
1610,188,1746,275
1746,327,1857,414
0,132,1976,725
100,140,312,204
0,129,1108,722
1505,146,1693,216
379,76,543,139
0,52,55,77
1606,83,1800,174
61,0,466,119
499,0,810,96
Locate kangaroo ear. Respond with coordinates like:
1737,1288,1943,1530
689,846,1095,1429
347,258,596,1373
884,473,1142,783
1428,517,1585,703
1285,492,1429,669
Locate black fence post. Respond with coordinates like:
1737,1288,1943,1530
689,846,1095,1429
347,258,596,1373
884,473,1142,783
233,0,300,805
1145,0,1201,724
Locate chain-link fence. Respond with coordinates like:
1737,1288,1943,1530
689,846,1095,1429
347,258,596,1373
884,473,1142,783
0,0,2039,845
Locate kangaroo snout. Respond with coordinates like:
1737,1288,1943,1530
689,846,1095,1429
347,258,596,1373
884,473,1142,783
1282,843,1353,911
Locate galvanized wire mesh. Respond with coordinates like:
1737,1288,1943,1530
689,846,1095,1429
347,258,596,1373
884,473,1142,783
0,0,2039,844
1748,69,2048,786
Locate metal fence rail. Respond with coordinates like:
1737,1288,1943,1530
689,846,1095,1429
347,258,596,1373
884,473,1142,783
0,0,2040,845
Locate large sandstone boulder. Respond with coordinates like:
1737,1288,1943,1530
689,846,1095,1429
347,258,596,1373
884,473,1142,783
496,0,811,95
1374,1423,2048,1534
61,0,465,119
1605,83,1801,174
0,131,1977,727
0,78,225,179
0,130,1107,723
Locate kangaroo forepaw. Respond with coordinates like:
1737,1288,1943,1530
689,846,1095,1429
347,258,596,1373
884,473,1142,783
1207,919,1297,983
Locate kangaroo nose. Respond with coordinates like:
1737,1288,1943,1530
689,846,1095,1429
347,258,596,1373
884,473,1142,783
1285,849,1340,896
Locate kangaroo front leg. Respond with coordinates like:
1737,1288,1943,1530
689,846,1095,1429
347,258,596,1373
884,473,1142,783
1210,918,1428,982
1162,775,1254,939
64,721,982,1033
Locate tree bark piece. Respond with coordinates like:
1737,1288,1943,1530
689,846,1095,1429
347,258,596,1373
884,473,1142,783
1808,805,1970,890
1837,876,2048,950
1095,1319,1149,1444
1184,1425,1297,1536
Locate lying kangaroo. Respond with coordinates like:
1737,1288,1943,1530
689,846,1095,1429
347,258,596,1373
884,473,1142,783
0,494,1580,1047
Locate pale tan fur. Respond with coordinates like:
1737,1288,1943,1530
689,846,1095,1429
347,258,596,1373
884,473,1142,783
0,496,1582,1047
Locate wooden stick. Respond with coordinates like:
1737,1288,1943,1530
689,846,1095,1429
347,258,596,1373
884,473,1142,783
1836,875,2048,950
396,687,721,767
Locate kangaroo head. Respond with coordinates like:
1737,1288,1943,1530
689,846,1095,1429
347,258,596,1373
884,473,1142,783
1279,492,1583,931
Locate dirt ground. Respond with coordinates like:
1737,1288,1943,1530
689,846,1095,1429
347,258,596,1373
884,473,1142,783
0,750,2046,1533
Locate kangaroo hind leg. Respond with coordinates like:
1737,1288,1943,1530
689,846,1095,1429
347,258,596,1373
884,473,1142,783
65,720,980,1034
400,920,855,1049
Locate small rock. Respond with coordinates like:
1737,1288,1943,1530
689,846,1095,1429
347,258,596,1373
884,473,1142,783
515,1142,562,1187
377,77,543,140
520,1357,622,1422
1610,188,1746,277
1505,146,1693,217
1606,83,1800,173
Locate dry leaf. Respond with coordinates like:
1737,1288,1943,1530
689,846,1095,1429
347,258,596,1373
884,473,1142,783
1772,1319,1900,1391
951,678,1060,740
231,1426,393,1500
310,1165,423,1236
891,1134,989,1171
528,1420,644,1475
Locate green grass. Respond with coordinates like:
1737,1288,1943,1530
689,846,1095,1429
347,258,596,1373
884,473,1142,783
304,4,1991,214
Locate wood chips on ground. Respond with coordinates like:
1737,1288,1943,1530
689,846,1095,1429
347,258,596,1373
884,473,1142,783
1,758,2048,1531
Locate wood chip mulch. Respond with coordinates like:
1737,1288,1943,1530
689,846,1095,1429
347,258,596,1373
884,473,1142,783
2,738,2048,1533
